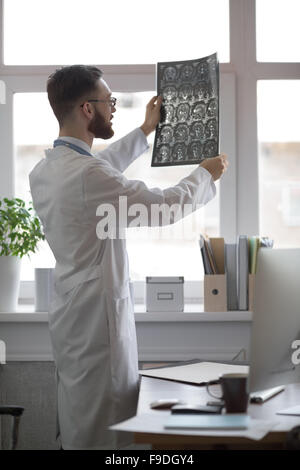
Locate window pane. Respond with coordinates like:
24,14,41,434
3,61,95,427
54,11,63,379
14,92,219,280
14,93,58,280
256,0,300,62
4,0,229,65
0,81,6,104
257,81,300,247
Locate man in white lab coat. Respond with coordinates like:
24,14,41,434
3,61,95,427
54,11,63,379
29,65,228,450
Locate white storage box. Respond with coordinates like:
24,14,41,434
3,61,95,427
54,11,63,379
145,276,184,312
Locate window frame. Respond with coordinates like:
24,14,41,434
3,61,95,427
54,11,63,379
1,0,299,304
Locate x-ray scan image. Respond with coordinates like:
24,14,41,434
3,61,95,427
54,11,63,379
151,53,219,167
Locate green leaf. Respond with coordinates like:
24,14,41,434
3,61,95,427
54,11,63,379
0,197,45,257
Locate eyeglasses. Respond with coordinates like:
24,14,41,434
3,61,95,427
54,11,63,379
80,97,117,108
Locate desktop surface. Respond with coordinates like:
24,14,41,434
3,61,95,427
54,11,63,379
133,376,300,449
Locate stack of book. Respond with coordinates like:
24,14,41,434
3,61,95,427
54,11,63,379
199,235,273,312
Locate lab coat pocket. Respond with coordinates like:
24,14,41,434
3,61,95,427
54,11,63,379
106,289,133,346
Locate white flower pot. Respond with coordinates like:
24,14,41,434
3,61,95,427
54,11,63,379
0,256,21,312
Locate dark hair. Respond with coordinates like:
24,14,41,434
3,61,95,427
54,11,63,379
47,65,103,126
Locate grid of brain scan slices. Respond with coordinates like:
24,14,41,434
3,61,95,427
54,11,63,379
152,53,219,167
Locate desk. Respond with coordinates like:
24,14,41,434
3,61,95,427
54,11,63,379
130,377,300,450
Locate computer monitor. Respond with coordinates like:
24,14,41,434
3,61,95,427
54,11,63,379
249,248,300,393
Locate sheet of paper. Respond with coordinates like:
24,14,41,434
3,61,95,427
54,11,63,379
277,405,300,416
164,413,250,430
110,413,278,441
139,361,249,385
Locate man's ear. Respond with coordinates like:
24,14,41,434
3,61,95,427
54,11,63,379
80,102,94,120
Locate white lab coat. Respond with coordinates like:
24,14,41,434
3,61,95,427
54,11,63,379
29,128,216,450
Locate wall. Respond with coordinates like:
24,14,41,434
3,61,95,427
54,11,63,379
0,362,58,450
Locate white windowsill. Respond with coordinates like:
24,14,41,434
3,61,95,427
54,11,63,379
0,303,252,322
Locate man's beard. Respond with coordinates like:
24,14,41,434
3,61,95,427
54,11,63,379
88,108,114,139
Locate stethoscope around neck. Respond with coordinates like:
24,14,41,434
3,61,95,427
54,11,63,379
53,139,93,157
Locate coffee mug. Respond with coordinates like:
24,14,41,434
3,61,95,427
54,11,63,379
206,373,249,413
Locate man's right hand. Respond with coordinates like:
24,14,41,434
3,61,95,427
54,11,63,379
199,154,228,181
140,96,163,137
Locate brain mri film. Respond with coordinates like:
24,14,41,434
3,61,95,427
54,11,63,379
152,53,219,167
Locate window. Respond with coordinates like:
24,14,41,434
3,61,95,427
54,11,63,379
0,80,5,104
3,0,230,289
14,91,220,280
2,0,299,302
4,0,230,65
256,0,300,62
14,93,57,280
257,80,300,247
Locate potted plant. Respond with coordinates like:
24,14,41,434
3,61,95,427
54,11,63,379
0,197,45,311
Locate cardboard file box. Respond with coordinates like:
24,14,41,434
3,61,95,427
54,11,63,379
146,276,184,312
204,274,227,312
